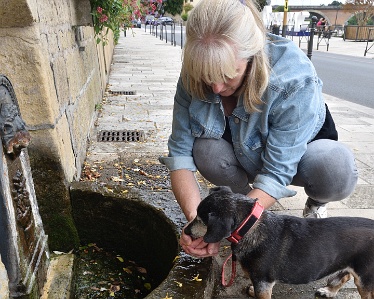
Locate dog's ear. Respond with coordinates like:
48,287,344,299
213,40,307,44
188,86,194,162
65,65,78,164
208,186,232,194
203,213,233,243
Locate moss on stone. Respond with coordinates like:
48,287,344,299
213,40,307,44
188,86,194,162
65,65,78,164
47,213,80,251
28,148,80,251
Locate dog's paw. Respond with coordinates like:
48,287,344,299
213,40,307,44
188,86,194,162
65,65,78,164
315,287,337,298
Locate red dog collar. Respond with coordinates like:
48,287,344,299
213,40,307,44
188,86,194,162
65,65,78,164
226,201,264,244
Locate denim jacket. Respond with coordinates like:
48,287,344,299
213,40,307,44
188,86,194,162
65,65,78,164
159,34,326,199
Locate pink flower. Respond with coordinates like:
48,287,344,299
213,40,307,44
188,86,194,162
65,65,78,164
97,6,103,14
99,14,108,23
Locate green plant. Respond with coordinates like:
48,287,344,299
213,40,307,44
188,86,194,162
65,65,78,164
183,3,194,14
90,0,160,45
95,103,103,111
181,12,188,22
164,0,184,16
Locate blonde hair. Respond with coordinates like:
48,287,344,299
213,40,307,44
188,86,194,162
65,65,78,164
181,0,269,112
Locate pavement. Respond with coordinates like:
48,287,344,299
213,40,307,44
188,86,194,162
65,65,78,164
84,27,374,298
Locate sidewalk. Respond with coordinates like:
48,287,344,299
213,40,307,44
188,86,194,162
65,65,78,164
85,28,374,298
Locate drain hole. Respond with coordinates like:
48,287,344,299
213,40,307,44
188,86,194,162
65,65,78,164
109,90,136,95
98,130,145,142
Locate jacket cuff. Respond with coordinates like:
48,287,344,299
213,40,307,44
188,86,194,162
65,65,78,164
159,156,197,172
253,174,297,200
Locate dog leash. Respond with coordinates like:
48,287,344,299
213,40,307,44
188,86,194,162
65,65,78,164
221,251,237,287
222,201,264,287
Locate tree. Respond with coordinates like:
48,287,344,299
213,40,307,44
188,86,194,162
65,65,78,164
328,1,343,6
256,0,268,10
183,3,194,14
343,0,374,26
163,0,184,16
274,5,285,12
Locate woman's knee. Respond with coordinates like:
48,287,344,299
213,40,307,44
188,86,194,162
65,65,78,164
193,138,237,172
192,138,251,194
299,140,358,202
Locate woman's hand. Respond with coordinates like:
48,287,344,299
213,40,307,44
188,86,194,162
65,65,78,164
180,226,220,258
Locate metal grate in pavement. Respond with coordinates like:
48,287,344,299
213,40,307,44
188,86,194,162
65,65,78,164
109,90,136,95
98,130,145,142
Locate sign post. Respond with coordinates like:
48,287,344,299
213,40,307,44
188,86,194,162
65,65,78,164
282,0,288,37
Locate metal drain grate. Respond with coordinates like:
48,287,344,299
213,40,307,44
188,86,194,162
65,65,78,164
98,130,145,142
109,90,136,95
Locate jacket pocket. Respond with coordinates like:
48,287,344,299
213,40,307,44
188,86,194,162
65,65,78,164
243,132,264,153
189,98,223,139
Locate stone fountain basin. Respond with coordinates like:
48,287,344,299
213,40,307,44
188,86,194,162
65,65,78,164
70,182,213,298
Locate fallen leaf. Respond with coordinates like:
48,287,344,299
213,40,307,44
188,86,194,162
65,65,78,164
139,170,149,176
111,176,125,182
116,256,124,262
172,256,180,263
192,274,202,282
109,284,120,293
136,266,147,274
161,293,172,299
123,267,132,274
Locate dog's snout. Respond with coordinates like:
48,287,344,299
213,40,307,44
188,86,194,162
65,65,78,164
184,217,207,240
184,221,193,236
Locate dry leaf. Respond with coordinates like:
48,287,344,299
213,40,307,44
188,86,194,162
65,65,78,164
136,266,147,274
123,267,132,274
111,176,125,182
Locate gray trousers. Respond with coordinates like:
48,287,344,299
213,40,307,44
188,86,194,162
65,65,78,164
193,138,358,204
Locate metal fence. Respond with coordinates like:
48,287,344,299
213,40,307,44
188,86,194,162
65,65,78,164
144,17,323,59
145,22,185,48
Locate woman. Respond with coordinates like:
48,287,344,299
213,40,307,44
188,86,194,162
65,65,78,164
159,0,357,258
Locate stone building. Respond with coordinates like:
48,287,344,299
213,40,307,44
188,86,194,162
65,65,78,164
0,0,113,251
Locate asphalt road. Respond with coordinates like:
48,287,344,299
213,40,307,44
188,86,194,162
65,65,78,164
310,51,374,109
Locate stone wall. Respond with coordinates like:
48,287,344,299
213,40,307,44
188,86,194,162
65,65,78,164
0,0,114,251
0,256,9,299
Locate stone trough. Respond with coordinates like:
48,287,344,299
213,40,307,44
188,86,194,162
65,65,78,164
69,182,213,299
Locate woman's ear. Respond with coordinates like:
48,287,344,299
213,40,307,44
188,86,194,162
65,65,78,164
203,214,233,243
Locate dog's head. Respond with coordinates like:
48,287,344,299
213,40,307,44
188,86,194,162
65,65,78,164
184,186,257,243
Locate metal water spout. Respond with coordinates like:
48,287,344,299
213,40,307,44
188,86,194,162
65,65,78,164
0,75,49,298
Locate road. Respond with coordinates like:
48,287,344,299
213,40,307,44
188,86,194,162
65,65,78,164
311,51,374,109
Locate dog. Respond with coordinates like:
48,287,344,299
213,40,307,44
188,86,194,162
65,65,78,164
184,186,374,299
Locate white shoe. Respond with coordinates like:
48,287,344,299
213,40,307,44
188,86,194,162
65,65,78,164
303,203,327,218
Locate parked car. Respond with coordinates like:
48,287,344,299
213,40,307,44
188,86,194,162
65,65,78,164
155,17,174,25
145,15,155,25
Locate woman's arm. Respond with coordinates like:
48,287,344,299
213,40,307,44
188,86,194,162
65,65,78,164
171,169,221,257
170,169,201,221
247,188,276,209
